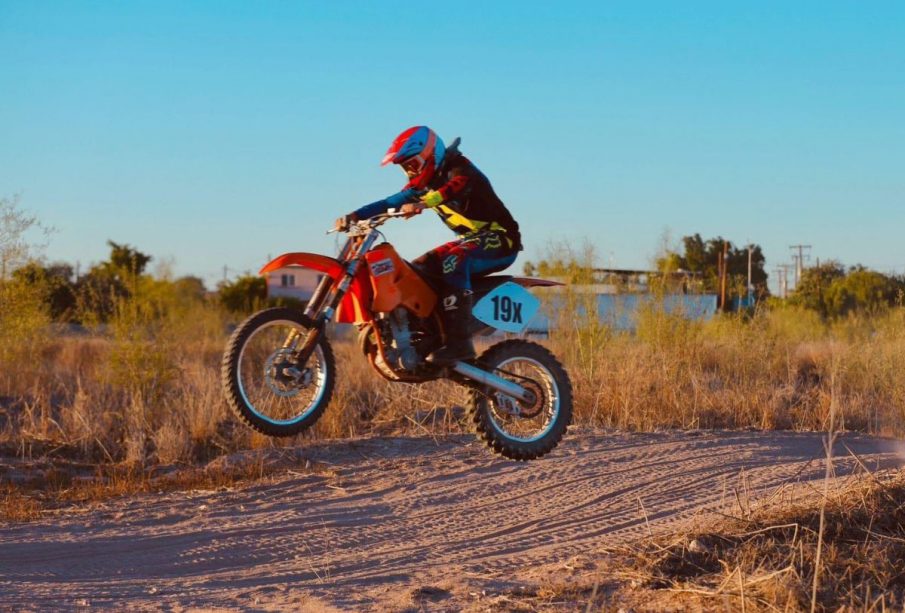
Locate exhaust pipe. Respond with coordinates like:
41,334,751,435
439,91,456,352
451,361,535,404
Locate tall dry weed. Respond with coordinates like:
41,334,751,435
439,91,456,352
3,266,905,468
545,287,905,436
0,278,51,378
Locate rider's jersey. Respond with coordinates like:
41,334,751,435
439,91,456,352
354,151,522,253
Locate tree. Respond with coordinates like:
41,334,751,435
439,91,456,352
789,262,904,318
76,241,154,321
825,268,902,316
681,234,708,274
788,260,845,316
173,276,207,303
0,195,50,279
218,275,267,313
660,234,768,298
94,240,153,279
12,261,77,321
0,197,52,361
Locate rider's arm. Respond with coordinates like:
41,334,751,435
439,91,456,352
438,175,470,202
422,173,471,210
353,188,420,219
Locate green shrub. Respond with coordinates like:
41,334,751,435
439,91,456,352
218,275,267,313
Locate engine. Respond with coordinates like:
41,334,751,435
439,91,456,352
376,307,422,372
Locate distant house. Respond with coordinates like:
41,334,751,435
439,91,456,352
265,266,324,302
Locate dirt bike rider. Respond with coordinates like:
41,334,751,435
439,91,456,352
335,126,522,365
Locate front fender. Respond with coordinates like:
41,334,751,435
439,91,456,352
259,252,372,323
259,252,344,277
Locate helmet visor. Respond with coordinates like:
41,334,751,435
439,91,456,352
400,155,425,179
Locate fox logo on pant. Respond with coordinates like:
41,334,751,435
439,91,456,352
442,254,459,274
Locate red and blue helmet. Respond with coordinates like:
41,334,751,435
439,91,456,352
381,126,446,189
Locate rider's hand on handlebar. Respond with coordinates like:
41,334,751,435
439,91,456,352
400,203,425,217
334,214,356,232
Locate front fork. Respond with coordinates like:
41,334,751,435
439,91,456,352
288,231,380,367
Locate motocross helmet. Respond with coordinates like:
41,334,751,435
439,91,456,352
381,126,446,189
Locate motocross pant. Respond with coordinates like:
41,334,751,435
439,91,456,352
412,230,517,291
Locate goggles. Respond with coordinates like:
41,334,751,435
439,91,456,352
400,155,425,178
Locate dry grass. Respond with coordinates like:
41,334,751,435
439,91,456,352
0,332,467,466
595,470,905,612
476,469,905,612
547,299,905,436
3,275,905,524
3,299,905,470
0,446,337,522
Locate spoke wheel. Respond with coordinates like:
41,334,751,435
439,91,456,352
222,308,335,437
469,340,573,461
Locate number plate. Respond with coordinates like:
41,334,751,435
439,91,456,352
369,258,395,277
472,282,540,333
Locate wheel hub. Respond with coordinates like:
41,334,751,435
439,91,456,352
493,378,545,419
264,349,313,398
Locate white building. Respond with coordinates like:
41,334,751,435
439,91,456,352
265,266,324,302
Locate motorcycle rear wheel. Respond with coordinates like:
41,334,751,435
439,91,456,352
221,308,335,437
469,339,573,460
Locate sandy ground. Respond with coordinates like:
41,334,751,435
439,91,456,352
0,429,902,612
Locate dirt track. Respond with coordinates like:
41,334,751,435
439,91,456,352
0,430,902,611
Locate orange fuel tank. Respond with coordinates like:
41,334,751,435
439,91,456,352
365,244,437,317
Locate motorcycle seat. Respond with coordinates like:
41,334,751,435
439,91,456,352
470,275,513,295
408,259,513,294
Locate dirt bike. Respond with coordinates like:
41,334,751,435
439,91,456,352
220,210,573,460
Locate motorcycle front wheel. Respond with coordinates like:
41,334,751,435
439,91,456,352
469,339,573,461
221,308,335,437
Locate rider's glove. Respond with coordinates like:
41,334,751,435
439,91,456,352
400,203,424,217
420,190,444,208
334,214,356,232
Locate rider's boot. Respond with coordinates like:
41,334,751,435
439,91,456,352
427,289,476,365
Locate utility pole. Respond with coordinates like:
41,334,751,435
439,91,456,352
789,254,802,291
747,244,754,304
772,268,784,299
718,241,729,311
717,250,723,309
772,266,794,299
789,244,812,287
780,264,794,299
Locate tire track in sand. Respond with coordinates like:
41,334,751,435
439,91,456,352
0,430,901,611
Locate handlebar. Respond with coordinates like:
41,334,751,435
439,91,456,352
325,208,412,235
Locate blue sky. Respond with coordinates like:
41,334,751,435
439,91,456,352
2,1,903,290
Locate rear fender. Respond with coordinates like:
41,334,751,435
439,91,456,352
259,252,372,323
511,277,564,288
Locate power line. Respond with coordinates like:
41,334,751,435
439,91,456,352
773,264,794,299
772,268,784,299
789,244,812,288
